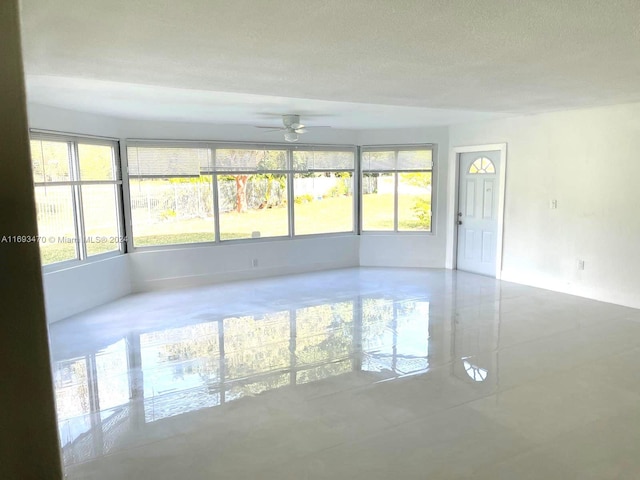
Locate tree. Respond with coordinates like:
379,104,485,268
214,149,288,213
255,150,287,208
234,175,249,212
221,149,287,213
217,150,249,213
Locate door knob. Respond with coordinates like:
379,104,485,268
457,220,463,225
457,212,463,217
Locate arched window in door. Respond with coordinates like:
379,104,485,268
469,157,495,174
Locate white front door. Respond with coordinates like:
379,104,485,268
456,151,501,276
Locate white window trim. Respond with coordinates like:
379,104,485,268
30,130,126,272
360,143,436,235
124,140,358,250
31,134,442,263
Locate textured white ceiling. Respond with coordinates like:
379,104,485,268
19,0,640,127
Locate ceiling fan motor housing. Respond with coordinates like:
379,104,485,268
282,114,301,129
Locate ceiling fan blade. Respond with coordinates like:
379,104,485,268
257,112,330,117
255,126,284,130
307,126,331,129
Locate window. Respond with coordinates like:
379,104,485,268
127,146,215,247
292,149,355,235
127,143,357,248
361,146,433,232
30,134,123,267
469,157,495,174
215,148,289,241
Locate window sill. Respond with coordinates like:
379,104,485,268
42,251,124,274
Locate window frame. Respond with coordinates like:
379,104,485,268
30,130,126,272
123,140,358,251
360,144,436,235
290,145,358,237
31,135,438,262
213,144,291,242
125,141,217,248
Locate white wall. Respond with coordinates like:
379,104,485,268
129,236,359,291
28,102,640,318
358,126,450,268
27,105,363,318
42,255,132,322
450,102,640,309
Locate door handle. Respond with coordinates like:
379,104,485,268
458,220,463,225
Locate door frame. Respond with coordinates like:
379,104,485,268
445,143,507,278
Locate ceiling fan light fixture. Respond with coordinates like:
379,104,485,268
282,114,299,128
254,114,328,141
284,131,299,142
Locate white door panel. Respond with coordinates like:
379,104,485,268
456,151,500,276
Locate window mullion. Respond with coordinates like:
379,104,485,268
120,141,135,254
356,146,362,235
393,151,399,232
287,150,294,238
112,142,127,254
70,141,87,260
211,148,221,244
74,183,87,259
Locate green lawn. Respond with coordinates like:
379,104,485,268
39,242,77,265
363,193,431,231
38,224,122,266
132,194,430,246
40,194,431,264
294,196,353,235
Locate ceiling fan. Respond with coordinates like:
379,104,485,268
254,114,330,142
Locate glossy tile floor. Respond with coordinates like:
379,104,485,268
48,268,640,479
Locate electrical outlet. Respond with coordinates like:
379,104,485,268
577,259,585,270
550,199,558,209
252,258,258,268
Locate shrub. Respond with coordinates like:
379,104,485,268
328,181,349,197
160,209,177,220
294,194,314,204
412,199,431,227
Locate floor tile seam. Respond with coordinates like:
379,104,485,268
492,319,640,356
491,343,640,395
303,387,507,460
476,407,640,475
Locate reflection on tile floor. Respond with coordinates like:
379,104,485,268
48,268,640,479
